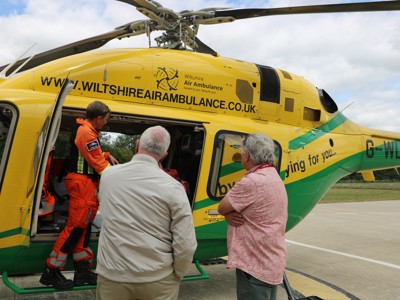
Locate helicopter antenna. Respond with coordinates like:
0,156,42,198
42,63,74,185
340,101,355,113
9,54,36,77
0,43,36,78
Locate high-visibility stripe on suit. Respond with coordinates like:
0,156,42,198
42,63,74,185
47,118,110,269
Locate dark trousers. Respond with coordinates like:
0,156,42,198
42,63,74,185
236,269,278,300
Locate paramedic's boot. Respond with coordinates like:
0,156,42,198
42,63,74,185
73,259,97,285
39,266,74,290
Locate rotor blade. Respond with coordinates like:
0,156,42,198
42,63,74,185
193,36,218,56
115,0,146,8
115,0,162,11
0,28,130,76
214,1,400,20
181,25,217,56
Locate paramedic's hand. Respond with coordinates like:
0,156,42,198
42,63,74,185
225,211,244,227
108,155,119,165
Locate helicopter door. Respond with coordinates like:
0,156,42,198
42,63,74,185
30,80,74,236
208,131,247,199
208,131,283,199
0,105,17,188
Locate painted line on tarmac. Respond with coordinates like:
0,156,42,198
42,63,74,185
286,240,400,270
286,268,360,300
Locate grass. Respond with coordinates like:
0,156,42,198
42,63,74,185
320,181,400,203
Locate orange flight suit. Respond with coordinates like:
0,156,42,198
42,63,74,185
47,118,110,269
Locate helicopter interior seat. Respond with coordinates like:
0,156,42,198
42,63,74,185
0,117,9,141
37,157,71,233
49,158,70,208
177,132,203,204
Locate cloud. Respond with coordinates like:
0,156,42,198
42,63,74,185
0,0,399,132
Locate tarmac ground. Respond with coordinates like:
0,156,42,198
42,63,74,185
1,200,399,300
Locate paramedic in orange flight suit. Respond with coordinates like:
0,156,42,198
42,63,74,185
40,101,118,290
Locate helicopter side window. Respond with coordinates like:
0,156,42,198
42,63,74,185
208,131,282,200
0,104,17,190
208,131,246,200
257,65,280,104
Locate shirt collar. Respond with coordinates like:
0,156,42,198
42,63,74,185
131,153,159,166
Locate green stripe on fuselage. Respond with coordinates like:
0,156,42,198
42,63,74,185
289,113,347,150
195,137,398,233
219,161,243,177
0,227,29,239
193,161,243,210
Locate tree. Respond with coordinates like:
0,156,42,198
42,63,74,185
53,132,70,157
99,133,138,164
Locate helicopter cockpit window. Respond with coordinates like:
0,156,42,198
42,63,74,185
0,104,17,190
318,89,338,113
208,131,282,200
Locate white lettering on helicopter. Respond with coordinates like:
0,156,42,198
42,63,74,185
40,76,256,114
366,139,400,159
285,148,336,178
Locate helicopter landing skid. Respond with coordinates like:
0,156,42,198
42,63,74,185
2,271,95,294
2,261,209,295
182,260,210,281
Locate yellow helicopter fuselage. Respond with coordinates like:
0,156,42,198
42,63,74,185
0,48,399,277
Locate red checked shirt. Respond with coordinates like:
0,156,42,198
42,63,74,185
226,165,288,285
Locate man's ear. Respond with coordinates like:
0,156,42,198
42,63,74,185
243,152,249,162
135,139,140,154
93,116,102,127
158,152,168,164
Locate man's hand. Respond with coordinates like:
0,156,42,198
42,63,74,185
225,211,244,227
108,155,119,165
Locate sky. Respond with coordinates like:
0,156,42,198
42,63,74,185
0,0,399,132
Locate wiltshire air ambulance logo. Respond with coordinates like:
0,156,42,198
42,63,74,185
155,67,179,91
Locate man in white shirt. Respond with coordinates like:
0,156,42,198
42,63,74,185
96,125,197,300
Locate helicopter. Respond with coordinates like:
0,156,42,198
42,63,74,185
0,0,400,295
